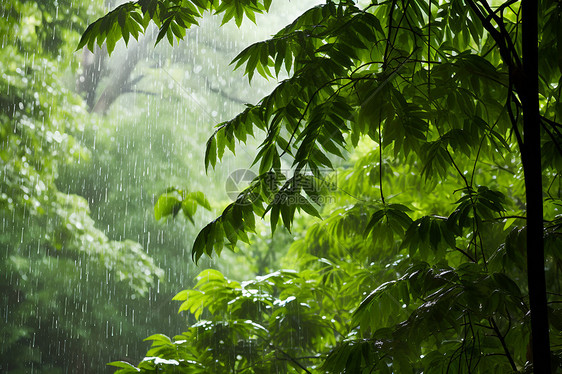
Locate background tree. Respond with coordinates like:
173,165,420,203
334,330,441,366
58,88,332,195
77,0,562,372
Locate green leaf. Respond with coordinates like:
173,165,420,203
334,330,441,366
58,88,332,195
182,199,197,223
107,361,140,372
205,135,217,171
298,197,322,219
188,191,212,210
270,204,280,233
155,18,173,45
154,193,182,221
144,334,172,344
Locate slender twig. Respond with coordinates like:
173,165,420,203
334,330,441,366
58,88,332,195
506,82,524,155
383,0,398,69
447,150,487,265
470,109,504,187
491,0,519,16
455,247,477,263
541,121,562,157
275,347,312,374
489,317,517,371
378,120,385,204
542,116,562,130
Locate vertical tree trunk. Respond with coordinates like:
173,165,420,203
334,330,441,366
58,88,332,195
76,45,107,111
92,36,150,114
521,0,551,372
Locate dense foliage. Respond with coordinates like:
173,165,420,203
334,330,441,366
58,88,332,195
72,0,562,372
0,1,181,371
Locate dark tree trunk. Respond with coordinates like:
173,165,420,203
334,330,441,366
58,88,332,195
76,45,107,111
521,0,551,372
92,36,150,114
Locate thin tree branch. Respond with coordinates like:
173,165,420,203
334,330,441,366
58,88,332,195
274,346,312,374
489,317,518,371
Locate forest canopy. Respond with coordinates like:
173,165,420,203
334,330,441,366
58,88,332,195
81,0,562,372
78,0,562,372
3,0,562,372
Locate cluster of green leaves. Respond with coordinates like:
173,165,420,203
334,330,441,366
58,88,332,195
154,187,212,223
84,0,562,372
188,0,544,268
110,268,335,372
78,0,274,54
